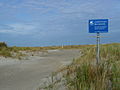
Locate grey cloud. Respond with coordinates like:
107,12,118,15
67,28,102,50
0,24,14,30
0,23,39,35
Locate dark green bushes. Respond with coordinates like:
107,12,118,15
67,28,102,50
0,42,7,48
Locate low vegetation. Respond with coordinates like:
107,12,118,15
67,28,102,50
0,42,94,58
0,42,25,59
39,43,120,90
65,43,120,90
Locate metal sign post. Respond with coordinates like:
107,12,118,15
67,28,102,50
96,32,100,64
89,19,108,64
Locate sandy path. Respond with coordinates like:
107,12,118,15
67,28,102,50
0,49,80,90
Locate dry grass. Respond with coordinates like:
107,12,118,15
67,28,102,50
39,43,120,90
63,43,120,90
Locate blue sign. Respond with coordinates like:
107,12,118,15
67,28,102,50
89,19,108,33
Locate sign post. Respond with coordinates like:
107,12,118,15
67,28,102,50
96,32,100,64
89,19,108,64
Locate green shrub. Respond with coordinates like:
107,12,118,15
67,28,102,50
0,48,12,57
0,42,7,48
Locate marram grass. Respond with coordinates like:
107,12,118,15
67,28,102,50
63,43,120,90
40,43,120,90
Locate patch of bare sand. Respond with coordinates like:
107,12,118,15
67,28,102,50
0,49,80,90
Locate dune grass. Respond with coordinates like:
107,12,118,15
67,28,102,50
63,43,120,90
0,42,26,59
0,42,12,57
39,43,120,90
0,42,94,58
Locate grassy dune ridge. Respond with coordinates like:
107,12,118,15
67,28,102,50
0,42,94,58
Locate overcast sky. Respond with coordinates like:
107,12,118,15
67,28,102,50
0,0,120,46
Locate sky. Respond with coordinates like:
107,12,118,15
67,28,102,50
0,0,120,47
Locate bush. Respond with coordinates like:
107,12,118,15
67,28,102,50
0,48,12,57
0,42,7,48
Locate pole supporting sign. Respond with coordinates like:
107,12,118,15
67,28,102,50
89,19,108,64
